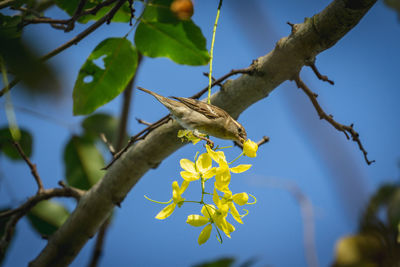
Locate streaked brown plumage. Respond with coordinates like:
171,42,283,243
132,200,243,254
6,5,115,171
137,87,247,143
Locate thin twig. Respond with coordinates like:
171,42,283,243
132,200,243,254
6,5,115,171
307,62,334,85
0,0,127,96
103,115,171,169
234,136,269,149
65,0,88,32
135,118,152,126
293,74,374,165
12,141,44,193
100,133,116,156
0,184,85,255
191,66,255,99
87,217,111,267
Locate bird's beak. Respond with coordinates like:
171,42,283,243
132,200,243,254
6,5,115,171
239,137,246,144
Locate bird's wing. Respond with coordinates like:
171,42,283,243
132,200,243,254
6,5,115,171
171,97,228,120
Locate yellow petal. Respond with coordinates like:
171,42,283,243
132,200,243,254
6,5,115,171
215,181,230,194
213,188,221,207
155,203,176,220
180,180,190,193
243,139,258,158
203,167,216,179
229,203,243,224
177,130,190,138
230,164,252,173
196,153,212,173
180,171,200,181
198,224,212,245
186,215,209,226
180,158,196,173
233,192,249,205
206,145,226,163
215,170,231,184
201,205,216,219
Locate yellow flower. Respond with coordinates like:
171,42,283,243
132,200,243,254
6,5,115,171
177,130,206,145
212,190,236,237
243,139,258,157
187,205,216,245
220,190,249,224
155,180,189,220
180,153,215,182
206,145,251,192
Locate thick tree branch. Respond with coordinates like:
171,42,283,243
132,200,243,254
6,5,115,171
29,0,377,266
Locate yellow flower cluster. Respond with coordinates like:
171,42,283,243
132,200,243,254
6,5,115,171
147,138,259,245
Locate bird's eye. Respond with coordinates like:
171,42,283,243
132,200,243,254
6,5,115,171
238,128,242,133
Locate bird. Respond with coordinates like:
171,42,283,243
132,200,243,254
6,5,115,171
137,87,247,144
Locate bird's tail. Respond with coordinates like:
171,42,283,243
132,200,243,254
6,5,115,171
137,87,176,111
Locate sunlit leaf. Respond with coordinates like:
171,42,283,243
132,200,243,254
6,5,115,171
73,38,138,115
27,200,70,236
135,19,209,65
64,135,105,190
0,128,32,160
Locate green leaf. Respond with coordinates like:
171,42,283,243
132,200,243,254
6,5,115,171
387,189,400,229
73,38,138,115
135,19,209,65
193,257,235,267
64,135,105,190
54,0,132,23
27,200,70,236
0,128,33,160
82,113,128,145
142,0,179,23
0,14,23,39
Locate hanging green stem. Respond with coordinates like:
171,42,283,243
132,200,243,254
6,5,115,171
0,56,21,141
207,0,223,104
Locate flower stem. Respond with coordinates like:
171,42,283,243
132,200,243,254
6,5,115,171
229,152,244,165
207,0,223,104
143,195,172,204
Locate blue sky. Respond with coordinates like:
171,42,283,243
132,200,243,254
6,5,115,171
1,1,400,266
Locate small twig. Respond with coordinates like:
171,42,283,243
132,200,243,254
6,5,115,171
0,184,84,254
191,66,255,99
87,217,111,267
99,133,116,156
103,115,171,169
65,0,88,32
12,141,44,193
307,61,334,85
0,0,127,96
234,136,270,149
135,118,152,126
293,74,374,165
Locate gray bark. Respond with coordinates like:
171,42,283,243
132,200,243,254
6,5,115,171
29,0,377,266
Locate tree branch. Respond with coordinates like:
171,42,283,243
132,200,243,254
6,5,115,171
293,74,375,165
0,0,127,97
29,0,377,266
12,141,45,193
0,183,84,255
